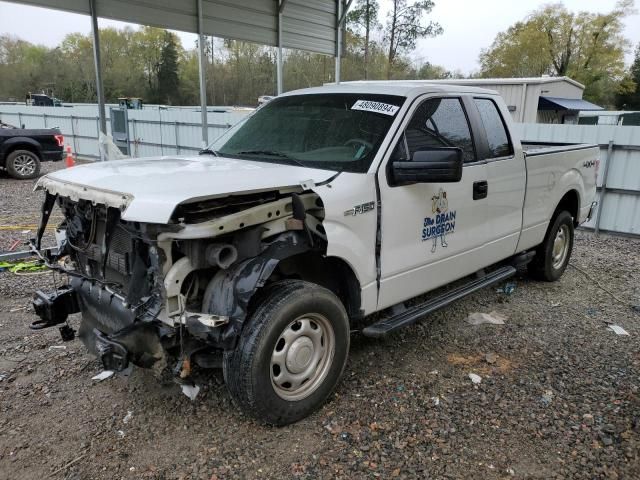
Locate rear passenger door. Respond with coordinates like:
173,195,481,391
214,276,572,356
377,95,490,310
472,97,526,262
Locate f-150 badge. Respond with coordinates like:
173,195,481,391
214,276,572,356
422,188,456,253
344,201,376,216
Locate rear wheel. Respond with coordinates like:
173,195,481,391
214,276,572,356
528,210,574,282
223,280,350,425
6,150,41,179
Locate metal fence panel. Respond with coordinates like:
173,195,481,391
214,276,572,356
514,123,640,236
0,104,251,160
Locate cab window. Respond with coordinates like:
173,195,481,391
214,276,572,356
392,97,476,163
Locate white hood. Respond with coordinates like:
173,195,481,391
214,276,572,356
37,156,336,223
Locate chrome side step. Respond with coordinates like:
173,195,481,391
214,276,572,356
362,265,516,338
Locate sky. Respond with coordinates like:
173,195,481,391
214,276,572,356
0,0,639,74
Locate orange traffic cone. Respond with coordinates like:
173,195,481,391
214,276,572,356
65,145,75,168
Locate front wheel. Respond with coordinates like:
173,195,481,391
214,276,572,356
223,280,350,425
528,210,574,282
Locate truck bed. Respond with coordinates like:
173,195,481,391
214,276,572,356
521,141,597,156
516,140,599,254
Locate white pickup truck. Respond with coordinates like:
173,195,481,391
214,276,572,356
31,82,598,425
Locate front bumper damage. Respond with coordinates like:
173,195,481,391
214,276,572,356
30,186,327,379
30,271,170,374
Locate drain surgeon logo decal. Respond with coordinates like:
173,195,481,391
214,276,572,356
422,188,456,253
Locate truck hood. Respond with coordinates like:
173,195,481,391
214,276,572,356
37,155,337,223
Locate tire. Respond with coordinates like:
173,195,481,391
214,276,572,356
6,150,41,179
223,280,350,426
528,210,574,282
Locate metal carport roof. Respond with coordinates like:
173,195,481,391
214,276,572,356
8,0,342,56
6,0,350,152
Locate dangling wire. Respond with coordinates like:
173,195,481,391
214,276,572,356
178,277,195,363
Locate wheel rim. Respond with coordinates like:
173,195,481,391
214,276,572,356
13,154,37,176
551,224,570,270
270,313,335,401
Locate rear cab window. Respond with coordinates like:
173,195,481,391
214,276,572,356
473,98,513,159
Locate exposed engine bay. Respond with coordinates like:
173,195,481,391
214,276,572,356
31,187,335,379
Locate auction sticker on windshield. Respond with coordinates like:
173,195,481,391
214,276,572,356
351,100,400,116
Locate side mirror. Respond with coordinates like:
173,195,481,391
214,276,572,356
392,147,463,185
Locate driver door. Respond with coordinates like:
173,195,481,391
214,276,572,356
377,95,491,309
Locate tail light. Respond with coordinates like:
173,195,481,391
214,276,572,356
54,134,64,147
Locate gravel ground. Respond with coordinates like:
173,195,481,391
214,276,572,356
0,161,63,254
0,166,639,479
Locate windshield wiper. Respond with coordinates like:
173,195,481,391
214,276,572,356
236,150,307,168
237,149,291,158
199,148,220,156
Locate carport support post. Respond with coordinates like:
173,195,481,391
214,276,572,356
89,0,106,160
335,0,342,84
334,0,352,85
197,0,209,148
277,0,287,95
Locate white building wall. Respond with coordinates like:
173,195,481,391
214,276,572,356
542,80,583,99
470,83,541,123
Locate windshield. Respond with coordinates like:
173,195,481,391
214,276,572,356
209,93,405,173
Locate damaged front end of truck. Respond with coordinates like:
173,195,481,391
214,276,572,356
30,178,332,382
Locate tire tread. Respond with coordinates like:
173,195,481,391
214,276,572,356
224,280,349,425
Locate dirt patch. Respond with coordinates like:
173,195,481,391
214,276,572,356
446,352,515,375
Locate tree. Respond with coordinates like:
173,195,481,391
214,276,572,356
0,23,454,106
616,43,640,109
479,1,635,107
157,31,180,104
347,0,381,79
133,27,166,101
384,0,443,79
59,33,96,102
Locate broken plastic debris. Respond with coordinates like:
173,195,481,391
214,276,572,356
495,282,516,295
117,430,125,438
123,410,133,424
468,373,482,384
181,384,200,401
608,325,630,336
466,311,507,325
431,396,440,406
91,370,114,381
48,345,67,350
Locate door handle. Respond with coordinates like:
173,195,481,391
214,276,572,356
473,180,488,200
